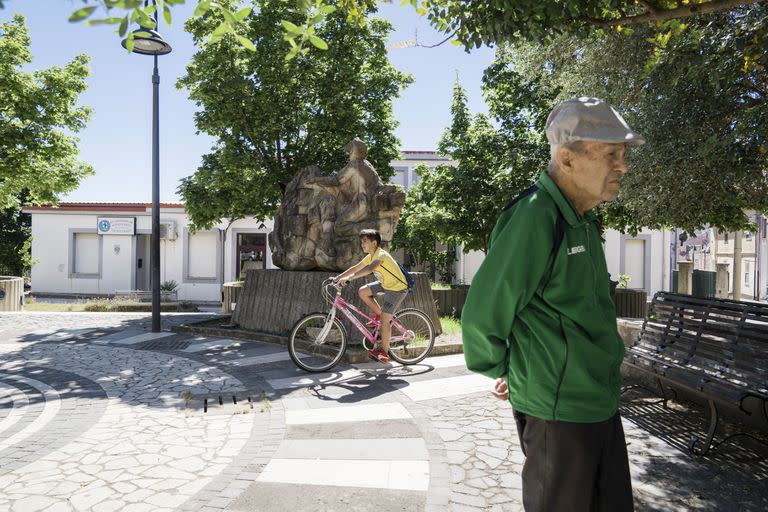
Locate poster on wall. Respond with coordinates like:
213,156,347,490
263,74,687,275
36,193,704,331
97,217,136,236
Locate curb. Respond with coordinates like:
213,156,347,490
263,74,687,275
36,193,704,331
171,318,464,364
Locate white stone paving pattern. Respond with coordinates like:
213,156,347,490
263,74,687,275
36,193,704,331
0,342,255,512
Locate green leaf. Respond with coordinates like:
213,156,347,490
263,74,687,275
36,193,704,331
285,47,298,60
450,39,462,46
211,22,230,38
236,35,256,51
68,6,98,22
85,17,123,26
118,16,129,37
136,10,155,29
194,1,211,16
320,5,336,14
163,5,172,26
220,7,237,25
309,35,328,50
235,8,252,21
124,33,135,52
281,20,303,35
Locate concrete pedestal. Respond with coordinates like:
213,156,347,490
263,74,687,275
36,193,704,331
232,269,441,337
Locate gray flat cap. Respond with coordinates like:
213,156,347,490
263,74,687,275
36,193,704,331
545,97,645,146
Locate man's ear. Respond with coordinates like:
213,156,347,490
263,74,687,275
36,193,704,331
555,147,574,175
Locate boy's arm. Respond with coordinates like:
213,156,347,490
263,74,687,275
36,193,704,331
462,207,554,379
342,259,381,282
335,260,368,282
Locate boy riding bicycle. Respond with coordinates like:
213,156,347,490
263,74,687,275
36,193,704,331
334,229,409,364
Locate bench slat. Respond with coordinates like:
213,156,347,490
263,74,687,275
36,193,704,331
627,291,768,406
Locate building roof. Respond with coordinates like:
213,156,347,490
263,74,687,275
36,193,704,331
23,202,185,213
399,151,451,161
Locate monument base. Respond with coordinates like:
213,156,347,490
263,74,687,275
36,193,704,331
231,269,441,337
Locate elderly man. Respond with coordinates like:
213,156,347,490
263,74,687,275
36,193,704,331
462,97,644,511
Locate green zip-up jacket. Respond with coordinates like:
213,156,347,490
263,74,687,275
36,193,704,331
462,171,624,423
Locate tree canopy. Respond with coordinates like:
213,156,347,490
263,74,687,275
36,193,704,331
0,15,93,211
497,3,768,233
0,193,32,277
177,1,411,229
395,78,547,256
423,0,766,48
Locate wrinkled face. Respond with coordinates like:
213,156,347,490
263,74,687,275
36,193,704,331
569,141,629,203
360,237,377,254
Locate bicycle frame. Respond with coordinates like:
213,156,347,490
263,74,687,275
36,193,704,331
328,287,413,346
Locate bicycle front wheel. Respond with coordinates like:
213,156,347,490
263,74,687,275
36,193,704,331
388,308,435,365
288,313,348,372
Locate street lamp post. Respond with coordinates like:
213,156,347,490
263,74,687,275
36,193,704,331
121,4,172,332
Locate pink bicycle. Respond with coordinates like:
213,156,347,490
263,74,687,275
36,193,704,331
288,278,436,372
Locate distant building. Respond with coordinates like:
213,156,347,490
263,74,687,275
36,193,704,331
23,203,272,302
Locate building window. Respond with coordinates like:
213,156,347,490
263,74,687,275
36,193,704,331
724,232,729,243
183,229,221,283
68,229,102,279
74,233,99,274
744,261,752,288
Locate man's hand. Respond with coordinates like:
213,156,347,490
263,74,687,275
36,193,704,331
491,377,509,400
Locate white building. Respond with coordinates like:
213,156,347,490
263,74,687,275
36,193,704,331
23,203,273,302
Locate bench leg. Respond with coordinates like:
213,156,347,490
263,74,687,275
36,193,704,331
656,378,677,408
689,399,718,456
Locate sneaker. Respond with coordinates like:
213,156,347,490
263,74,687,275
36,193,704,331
366,314,381,328
367,348,389,364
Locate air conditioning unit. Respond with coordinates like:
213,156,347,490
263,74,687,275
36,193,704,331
159,221,177,240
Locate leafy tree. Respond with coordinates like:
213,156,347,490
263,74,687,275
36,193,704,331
0,15,93,210
397,79,547,256
391,164,455,282
500,3,768,233
177,1,412,229
0,194,31,277
422,0,765,49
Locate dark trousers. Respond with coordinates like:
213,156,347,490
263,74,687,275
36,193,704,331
514,411,634,512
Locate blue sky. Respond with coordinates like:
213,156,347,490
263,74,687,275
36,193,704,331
2,1,495,202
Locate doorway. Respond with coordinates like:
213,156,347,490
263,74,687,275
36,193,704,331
237,233,266,278
136,234,151,290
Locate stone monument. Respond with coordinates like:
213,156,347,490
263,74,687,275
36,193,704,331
268,138,406,271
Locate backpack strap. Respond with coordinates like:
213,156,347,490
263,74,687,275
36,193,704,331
500,184,538,213
380,263,408,288
541,209,566,291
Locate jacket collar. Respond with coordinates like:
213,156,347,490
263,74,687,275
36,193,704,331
537,171,598,228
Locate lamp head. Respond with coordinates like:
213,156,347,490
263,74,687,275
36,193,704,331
121,28,172,56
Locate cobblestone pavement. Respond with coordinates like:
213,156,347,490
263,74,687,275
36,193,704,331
0,312,766,511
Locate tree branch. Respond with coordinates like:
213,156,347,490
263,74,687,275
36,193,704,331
415,29,459,49
586,0,766,27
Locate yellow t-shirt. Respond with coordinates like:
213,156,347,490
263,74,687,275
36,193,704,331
362,248,407,291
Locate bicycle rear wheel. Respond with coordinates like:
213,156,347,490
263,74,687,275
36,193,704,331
288,313,347,372
388,308,435,365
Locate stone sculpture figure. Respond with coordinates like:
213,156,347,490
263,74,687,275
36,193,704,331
269,138,406,271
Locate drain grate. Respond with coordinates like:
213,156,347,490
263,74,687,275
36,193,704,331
180,390,272,415
136,339,192,351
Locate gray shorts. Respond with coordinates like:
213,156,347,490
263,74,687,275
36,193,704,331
364,281,408,314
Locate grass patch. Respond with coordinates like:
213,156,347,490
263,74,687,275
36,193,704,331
23,299,198,312
84,299,198,312
24,302,88,312
440,315,461,335
431,283,451,290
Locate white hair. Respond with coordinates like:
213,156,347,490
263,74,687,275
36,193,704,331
548,140,589,173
